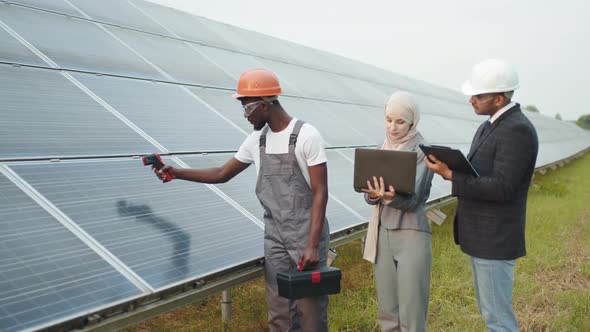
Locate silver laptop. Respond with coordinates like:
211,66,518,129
353,148,417,194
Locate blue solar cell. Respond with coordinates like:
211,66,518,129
179,153,365,233
279,97,376,147
325,150,373,223
6,0,80,16
129,0,234,49
0,23,45,66
107,26,236,88
72,72,247,153
179,154,265,223
0,65,156,159
0,5,165,78
0,171,143,331
69,0,170,35
10,159,264,290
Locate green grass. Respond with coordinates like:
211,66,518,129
127,152,590,331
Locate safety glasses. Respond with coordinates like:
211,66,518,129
242,100,266,117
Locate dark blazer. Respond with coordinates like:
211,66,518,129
452,104,538,259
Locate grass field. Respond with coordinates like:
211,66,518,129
127,152,590,331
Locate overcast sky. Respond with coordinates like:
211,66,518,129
149,0,589,121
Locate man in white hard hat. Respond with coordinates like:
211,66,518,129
424,59,538,331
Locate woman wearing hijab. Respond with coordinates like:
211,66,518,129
362,91,434,332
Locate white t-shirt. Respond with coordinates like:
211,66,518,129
234,119,328,186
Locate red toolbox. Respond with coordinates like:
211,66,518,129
276,267,341,299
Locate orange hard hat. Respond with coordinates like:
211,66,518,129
232,68,282,99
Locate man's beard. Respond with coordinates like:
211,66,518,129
253,120,267,131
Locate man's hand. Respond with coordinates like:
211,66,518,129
154,165,177,181
361,176,396,200
424,155,453,180
300,244,319,270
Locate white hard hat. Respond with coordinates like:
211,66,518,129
461,59,519,96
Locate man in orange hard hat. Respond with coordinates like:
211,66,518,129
155,68,330,331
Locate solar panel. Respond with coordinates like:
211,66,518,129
5,0,80,17
69,0,170,35
1,1,590,330
129,0,236,51
324,103,384,144
180,153,365,233
10,159,264,289
420,113,477,145
338,75,389,106
237,30,301,63
325,150,373,219
198,45,266,80
71,72,247,152
106,26,236,88
0,5,164,78
261,59,358,103
279,97,376,147
179,154,264,223
0,23,46,66
0,64,156,160
0,171,143,331
189,87,253,133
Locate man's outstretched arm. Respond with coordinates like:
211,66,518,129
155,157,251,184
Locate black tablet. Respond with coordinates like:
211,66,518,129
419,144,479,177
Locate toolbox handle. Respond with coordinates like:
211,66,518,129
297,259,318,272
297,260,321,284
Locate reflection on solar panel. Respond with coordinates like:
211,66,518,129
1,0,589,330
10,159,264,290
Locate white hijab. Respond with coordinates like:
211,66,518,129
382,91,420,151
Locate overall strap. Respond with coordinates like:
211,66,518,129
289,120,306,147
259,125,270,148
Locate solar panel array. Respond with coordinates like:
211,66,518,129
1,1,589,330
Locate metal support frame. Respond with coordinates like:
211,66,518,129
82,265,263,331
221,289,232,323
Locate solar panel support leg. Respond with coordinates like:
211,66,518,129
360,235,366,255
221,289,232,323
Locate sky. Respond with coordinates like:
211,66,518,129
148,0,589,121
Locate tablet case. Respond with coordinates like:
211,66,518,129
353,148,417,194
419,144,479,177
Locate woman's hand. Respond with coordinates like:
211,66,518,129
362,176,396,201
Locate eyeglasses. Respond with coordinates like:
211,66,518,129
242,100,266,117
472,94,497,104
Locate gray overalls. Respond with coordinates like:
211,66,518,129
256,120,330,332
